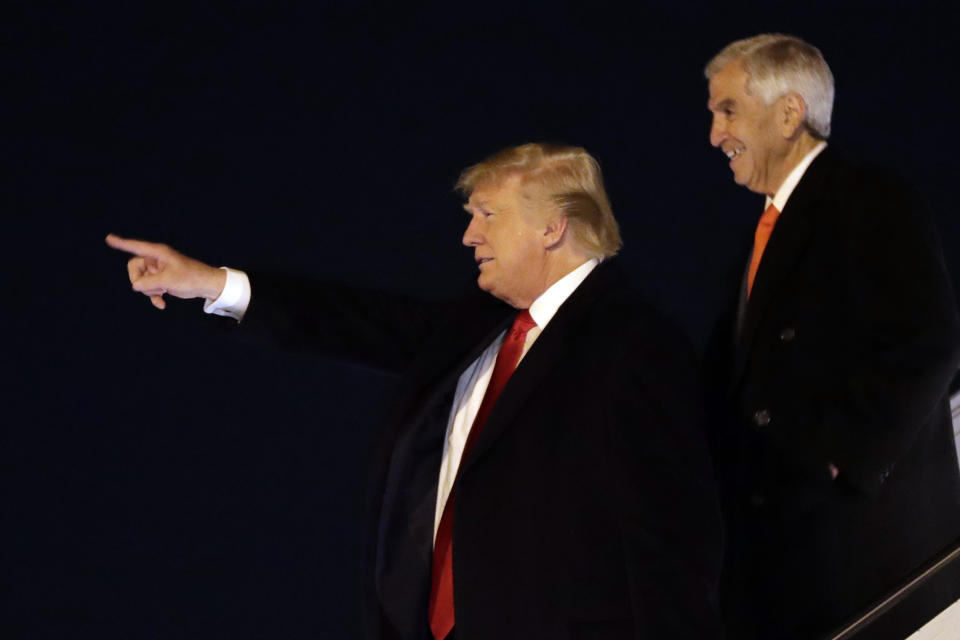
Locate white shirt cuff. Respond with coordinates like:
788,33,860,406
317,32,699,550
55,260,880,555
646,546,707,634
203,267,251,321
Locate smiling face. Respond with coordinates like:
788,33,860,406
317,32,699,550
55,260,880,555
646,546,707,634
462,174,553,309
708,62,792,197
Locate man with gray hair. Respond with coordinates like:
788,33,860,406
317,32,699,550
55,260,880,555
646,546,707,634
704,34,960,638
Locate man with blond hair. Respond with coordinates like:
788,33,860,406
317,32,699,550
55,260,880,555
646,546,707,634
704,34,960,638
107,142,722,639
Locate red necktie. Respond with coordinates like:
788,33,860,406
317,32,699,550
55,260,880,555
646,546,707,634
747,203,780,297
428,310,537,640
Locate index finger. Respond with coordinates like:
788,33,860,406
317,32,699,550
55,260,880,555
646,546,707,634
105,233,166,258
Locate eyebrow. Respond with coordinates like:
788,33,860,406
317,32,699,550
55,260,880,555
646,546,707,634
465,193,495,208
709,98,734,111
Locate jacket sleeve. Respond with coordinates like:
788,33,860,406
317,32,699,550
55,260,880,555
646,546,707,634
232,273,452,375
827,171,960,493
762,169,960,495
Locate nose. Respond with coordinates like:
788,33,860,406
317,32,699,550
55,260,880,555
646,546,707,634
709,114,725,148
462,216,482,247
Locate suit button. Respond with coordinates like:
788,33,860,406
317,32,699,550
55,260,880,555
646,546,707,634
753,409,771,427
779,327,796,341
749,491,766,508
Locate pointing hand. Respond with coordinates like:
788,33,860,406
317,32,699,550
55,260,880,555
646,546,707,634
105,234,226,309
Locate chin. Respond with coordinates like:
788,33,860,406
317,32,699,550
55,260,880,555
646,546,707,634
483,285,516,306
477,278,500,298
736,177,762,194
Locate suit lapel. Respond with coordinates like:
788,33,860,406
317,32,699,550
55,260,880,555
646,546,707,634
732,149,835,386
376,264,617,635
374,302,512,639
461,262,618,474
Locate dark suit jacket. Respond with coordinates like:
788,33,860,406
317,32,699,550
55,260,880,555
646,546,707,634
239,260,723,639
706,147,960,639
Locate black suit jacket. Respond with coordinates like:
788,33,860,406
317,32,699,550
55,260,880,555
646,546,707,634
707,147,960,639
240,260,723,639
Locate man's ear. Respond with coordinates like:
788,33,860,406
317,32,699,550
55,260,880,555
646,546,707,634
779,92,807,139
542,215,569,249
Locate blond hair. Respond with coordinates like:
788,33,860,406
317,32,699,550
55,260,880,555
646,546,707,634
457,143,621,260
705,33,834,139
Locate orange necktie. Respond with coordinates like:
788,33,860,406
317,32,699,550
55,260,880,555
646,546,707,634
428,310,538,640
747,203,780,297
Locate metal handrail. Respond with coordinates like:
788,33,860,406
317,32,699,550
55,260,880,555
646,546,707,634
825,536,960,640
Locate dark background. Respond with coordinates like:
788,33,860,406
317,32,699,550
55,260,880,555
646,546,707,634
7,1,960,637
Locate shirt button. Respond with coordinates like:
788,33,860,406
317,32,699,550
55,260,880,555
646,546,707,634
753,409,771,427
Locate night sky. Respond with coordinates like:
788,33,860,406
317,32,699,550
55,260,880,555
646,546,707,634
8,2,960,637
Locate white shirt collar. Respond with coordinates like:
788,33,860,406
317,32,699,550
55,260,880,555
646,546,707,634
527,258,599,329
765,141,828,213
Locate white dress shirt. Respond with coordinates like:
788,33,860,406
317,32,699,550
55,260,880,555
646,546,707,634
432,258,598,538
766,141,827,213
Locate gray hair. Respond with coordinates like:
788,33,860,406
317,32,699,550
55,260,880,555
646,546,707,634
705,34,834,139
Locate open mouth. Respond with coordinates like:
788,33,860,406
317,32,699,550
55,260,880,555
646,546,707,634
476,257,493,266
725,147,745,162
